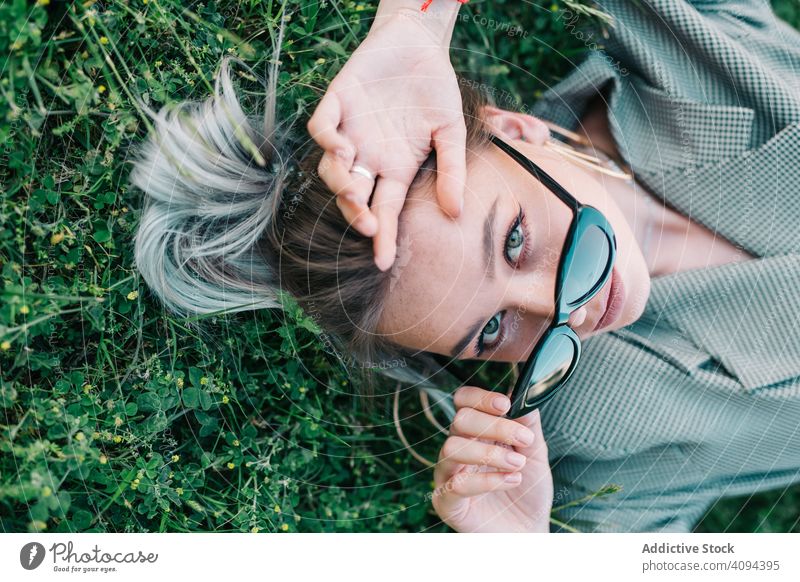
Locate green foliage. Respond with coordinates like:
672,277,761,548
1,0,798,534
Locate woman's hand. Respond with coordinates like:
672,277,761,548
431,386,554,532
307,9,467,272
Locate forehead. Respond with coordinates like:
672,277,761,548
375,154,506,353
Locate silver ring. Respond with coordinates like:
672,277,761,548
350,164,375,181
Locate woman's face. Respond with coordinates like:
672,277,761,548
376,112,652,363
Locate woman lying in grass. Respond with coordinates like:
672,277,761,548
130,0,800,532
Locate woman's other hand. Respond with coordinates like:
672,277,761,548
307,2,466,272
431,386,554,532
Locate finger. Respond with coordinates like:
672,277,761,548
452,385,511,416
317,148,357,197
449,406,536,448
307,91,350,154
335,195,379,236
436,435,527,481
370,176,408,271
318,150,379,236
433,470,523,515
431,120,467,218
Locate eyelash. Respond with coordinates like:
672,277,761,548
475,205,532,357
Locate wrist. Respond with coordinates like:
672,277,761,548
371,0,464,48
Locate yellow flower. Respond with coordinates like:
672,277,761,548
176,487,183,495
227,462,235,469
171,454,180,462
30,520,48,531
99,454,107,464
37,0,50,6
232,439,239,447
113,435,122,443
222,395,229,404
83,384,92,394
42,486,52,497
273,504,280,513
168,471,174,478
75,432,85,441
280,523,289,531
98,85,106,94
50,232,65,245
127,290,138,300
19,305,29,315
176,377,184,389
99,36,109,44
1,341,11,350
251,526,259,533
315,58,326,65
143,0,148,4
298,386,307,393
199,376,208,385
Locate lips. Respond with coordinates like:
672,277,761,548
593,266,624,332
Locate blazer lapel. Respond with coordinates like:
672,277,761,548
626,254,800,391
637,122,800,258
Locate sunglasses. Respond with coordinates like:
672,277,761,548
432,134,617,419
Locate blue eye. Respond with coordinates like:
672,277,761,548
475,205,532,357
504,206,530,265
477,310,507,355
481,313,502,344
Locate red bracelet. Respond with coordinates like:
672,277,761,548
420,0,469,12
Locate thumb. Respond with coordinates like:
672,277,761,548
431,120,467,219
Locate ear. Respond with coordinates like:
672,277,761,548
481,105,550,145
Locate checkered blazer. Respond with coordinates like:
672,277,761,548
523,0,800,532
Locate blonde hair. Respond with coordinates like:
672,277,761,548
128,18,495,432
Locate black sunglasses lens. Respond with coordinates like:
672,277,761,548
523,332,577,405
563,224,611,307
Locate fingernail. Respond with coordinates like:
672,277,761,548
506,451,526,468
505,472,522,483
492,396,509,412
375,254,391,272
514,429,534,446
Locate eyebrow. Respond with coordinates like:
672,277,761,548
449,195,500,358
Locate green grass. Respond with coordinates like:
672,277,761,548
1,0,798,533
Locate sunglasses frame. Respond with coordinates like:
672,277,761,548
488,133,618,418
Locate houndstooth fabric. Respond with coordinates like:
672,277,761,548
523,0,800,532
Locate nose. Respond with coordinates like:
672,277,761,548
506,273,589,332
568,306,588,329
